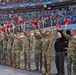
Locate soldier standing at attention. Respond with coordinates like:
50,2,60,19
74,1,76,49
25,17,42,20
3,30,8,65
33,26,43,73
12,32,23,68
12,34,16,68
73,31,76,75
20,25,33,71
7,29,14,66
63,25,76,75
0,31,4,63
38,25,53,75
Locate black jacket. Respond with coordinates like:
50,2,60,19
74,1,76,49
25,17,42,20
54,38,65,52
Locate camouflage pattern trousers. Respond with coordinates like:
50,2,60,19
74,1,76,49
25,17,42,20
43,51,51,71
2,48,7,63
0,48,2,62
12,51,15,65
12,50,20,65
35,49,42,68
15,51,20,65
24,50,31,67
7,50,12,64
67,52,76,75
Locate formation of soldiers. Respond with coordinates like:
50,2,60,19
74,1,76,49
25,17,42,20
0,24,53,75
0,23,76,75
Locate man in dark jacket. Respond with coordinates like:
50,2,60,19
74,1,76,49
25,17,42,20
54,31,65,75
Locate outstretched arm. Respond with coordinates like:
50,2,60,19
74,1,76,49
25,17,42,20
62,25,70,39
33,26,37,38
20,25,26,36
38,24,43,36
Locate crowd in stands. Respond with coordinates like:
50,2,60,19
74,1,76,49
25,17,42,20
0,6,76,30
0,0,52,8
0,0,70,6
0,0,51,4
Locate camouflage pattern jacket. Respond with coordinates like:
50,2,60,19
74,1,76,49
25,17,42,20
63,30,76,55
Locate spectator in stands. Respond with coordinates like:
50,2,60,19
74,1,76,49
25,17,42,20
44,16,50,28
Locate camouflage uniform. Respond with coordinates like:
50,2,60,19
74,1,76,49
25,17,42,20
7,32,14,66
23,34,33,70
63,30,76,75
12,34,23,68
12,34,16,67
3,32,8,64
38,26,53,75
0,34,4,63
34,27,43,72
20,25,33,70
72,38,76,75
43,37,53,72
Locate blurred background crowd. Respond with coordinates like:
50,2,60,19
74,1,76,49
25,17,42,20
0,6,76,30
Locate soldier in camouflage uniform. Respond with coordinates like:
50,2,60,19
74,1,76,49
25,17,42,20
7,29,14,66
3,29,12,65
12,34,16,67
2,31,8,64
33,26,43,72
73,31,76,75
63,26,76,75
12,32,23,68
21,25,33,70
0,31,4,63
73,29,76,75
38,25,53,75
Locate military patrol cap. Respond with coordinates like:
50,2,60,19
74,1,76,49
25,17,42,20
71,29,76,32
10,32,14,35
20,32,24,35
36,33,40,37
16,32,20,34
26,29,31,32
45,29,51,33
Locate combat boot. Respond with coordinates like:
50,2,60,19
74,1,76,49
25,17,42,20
7,63,10,66
9,63,12,67
27,66,31,71
6,59,9,65
38,68,42,73
12,63,16,68
7,61,10,66
9,64,12,67
42,71,47,75
22,66,27,70
46,70,50,75
2,60,5,64
16,63,20,68
18,63,20,68
34,67,38,71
